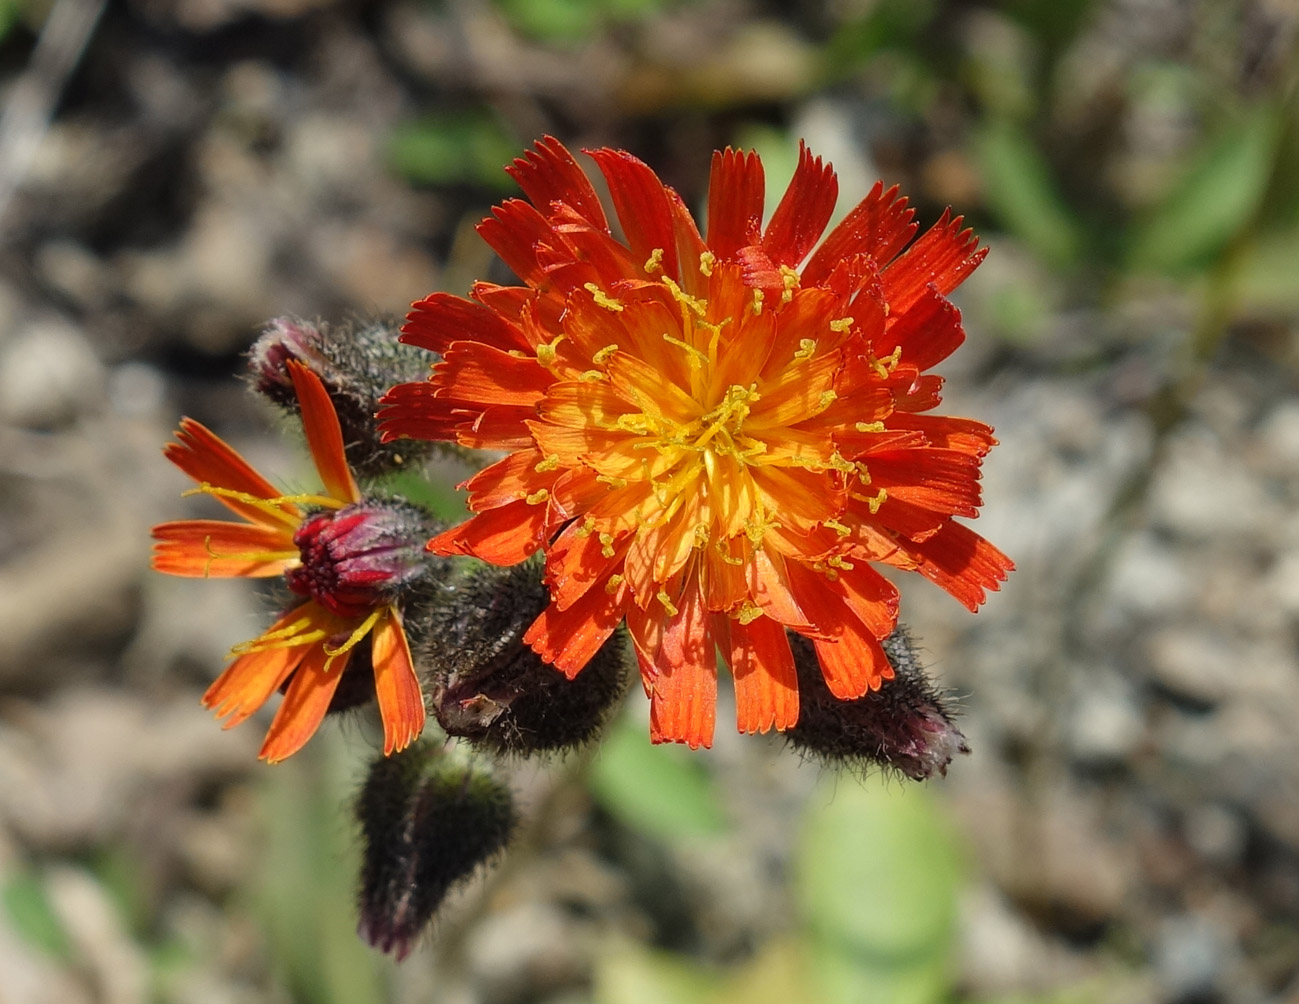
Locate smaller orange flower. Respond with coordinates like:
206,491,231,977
151,362,425,762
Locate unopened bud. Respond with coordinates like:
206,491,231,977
412,562,630,754
356,743,515,959
247,315,436,477
785,627,969,780
286,500,436,618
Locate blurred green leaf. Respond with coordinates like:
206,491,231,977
493,0,669,43
822,0,939,80
252,737,388,1004
595,942,723,1004
795,777,962,1004
1128,104,1279,272
975,119,1083,266
384,467,468,523
589,713,729,843
388,112,520,190
1,871,73,960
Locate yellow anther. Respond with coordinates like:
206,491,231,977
536,342,558,367
616,413,654,434
751,288,764,315
828,452,856,474
794,338,817,360
823,517,852,537
534,454,561,473
662,332,709,366
698,250,716,276
660,274,708,316
579,370,606,382
525,489,550,505
816,389,838,411
854,421,886,433
596,474,628,490
826,554,855,571
829,316,854,333
851,488,889,514
871,345,902,379
735,600,763,625
779,265,799,303
583,282,624,312
714,538,746,565
605,574,624,594
854,461,872,485
644,248,665,274
599,532,616,558
744,513,780,548
574,516,597,537
692,524,711,548
656,590,679,617
811,559,840,582
593,343,619,365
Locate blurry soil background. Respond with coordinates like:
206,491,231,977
2,1,1299,1002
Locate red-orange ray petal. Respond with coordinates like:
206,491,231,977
376,382,464,443
427,500,549,565
524,574,628,678
477,199,562,289
881,210,987,316
875,286,966,372
460,448,554,512
760,141,838,268
707,147,765,259
885,413,997,457
164,419,299,528
287,361,360,505
635,574,717,749
371,608,425,756
802,181,917,285
810,617,894,699
152,520,296,578
258,642,349,763
434,342,554,408
727,613,799,735
586,148,680,280
895,519,1014,611
402,292,530,356
508,136,609,232
202,606,316,724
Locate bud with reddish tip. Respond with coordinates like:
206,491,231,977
785,627,970,780
356,743,515,960
247,315,438,478
413,562,630,755
286,500,435,618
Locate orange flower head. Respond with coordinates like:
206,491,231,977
378,138,1013,749
152,361,426,762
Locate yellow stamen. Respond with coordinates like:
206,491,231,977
794,338,817,360
593,343,619,365
534,454,561,473
579,370,606,382
200,535,297,577
823,517,852,537
735,600,762,625
605,574,624,594
583,282,624,312
656,590,679,617
660,274,707,316
574,516,597,538
184,484,340,514
644,248,665,274
525,489,549,505
698,250,715,276
871,345,903,379
829,316,854,333
854,421,886,433
779,265,799,303
851,488,889,514
599,532,616,558
321,607,384,669
816,390,838,412
596,474,628,490
751,289,764,315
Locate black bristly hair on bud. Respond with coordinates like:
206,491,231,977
355,742,516,960
410,561,631,756
246,315,440,478
784,626,970,781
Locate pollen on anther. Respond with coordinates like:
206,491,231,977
829,317,854,333
794,339,816,360
751,289,764,315
593,344,619,365
656,590,679,616
605,574,624,594
583,282,624,312
698,251,715,276
534,454,561,473
525,489,550,505
735,600,762,625
598,532,616,558
855,421,886,433
644,248,665,274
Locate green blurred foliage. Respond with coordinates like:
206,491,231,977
491,0,673,42
388,112,522,191
589,712,730,842
1,870,73,960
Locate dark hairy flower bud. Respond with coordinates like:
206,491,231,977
785,626,970,780
411,562,630,755
286,500,436,618
247,315,438,477
356,743,515,960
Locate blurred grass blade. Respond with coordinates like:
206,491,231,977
1128,103,1279,273
795,776,962,1004
974,119,1083,267
589,713,729,843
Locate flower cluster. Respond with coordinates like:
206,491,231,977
379,137,1012,749
151,137,1011,956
